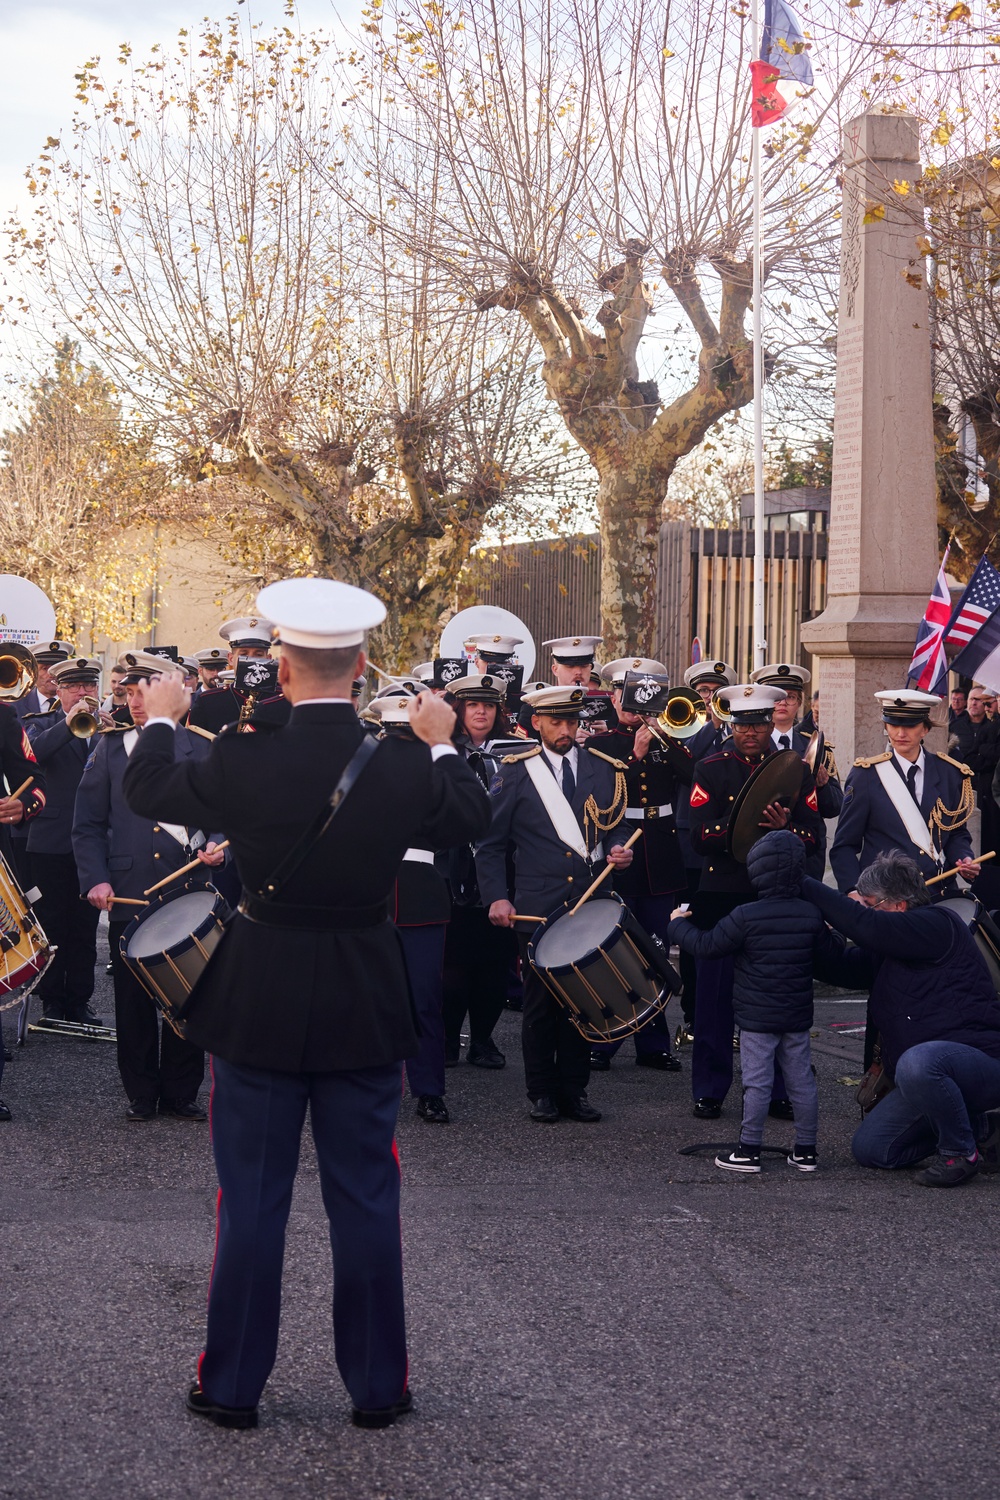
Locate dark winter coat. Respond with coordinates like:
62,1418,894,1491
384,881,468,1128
668,830,835,1033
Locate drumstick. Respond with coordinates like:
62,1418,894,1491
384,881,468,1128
8,777,33,801
143,839,230,897
509,915,548,923
109,897,149,907
926,850,996,888
368,662,419,693
567,827,644,917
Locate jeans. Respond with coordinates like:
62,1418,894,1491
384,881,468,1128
852,1040,1000,1166
738,1030,818,1147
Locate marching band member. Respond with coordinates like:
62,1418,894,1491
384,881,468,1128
752,662,843,877
587,658,689,1074
686,683,823,1120
14,640,73,721
188,617,290,734
830,689,978,894
193,646,228,693
24,657,113,1029
72,652,224,1122
0,703,46,1121
121,578,490,1431
441,673,514,1070
476,683,634,1123
465,633,523,676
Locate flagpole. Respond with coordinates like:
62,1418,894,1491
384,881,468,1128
750,0,766,674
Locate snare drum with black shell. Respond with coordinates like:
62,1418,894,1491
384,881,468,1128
121,882,232,1038
528,895,680,1045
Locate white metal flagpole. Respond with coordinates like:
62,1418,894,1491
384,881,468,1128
750,0,766,673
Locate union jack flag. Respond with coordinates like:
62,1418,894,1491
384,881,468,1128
907,547,952,692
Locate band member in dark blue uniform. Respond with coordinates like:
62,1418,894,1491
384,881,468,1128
476,683,635,1124
24,656,113,1027
73,651,223,1120
122,578,490,1431
588,658,691,1073
688,683,823,1120
830,688,977,893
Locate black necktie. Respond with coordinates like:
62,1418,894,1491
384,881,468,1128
907,764,919,804
561,757,575,800
779,734,790,751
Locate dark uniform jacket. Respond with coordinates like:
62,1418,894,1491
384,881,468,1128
829,750,974,893
953,716,1000,804
588,726,691,897
73,727,219,901
689,746,822,895
474,743,627,916
188,686,291,735
438,739,500,908
0,705,46,874
122,704,491,1073
24,710,92,855
770,724,843,877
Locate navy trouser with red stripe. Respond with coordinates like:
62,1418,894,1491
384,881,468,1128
199,1057,408,1412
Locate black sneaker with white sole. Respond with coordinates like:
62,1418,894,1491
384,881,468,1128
787,1145,819,1172
714,1143,761,1173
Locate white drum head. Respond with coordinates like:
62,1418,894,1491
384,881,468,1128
533,899,622,967
439,606,535,679
127,890,218,958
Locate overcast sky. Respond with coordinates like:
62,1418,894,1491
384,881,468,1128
0,0,346,223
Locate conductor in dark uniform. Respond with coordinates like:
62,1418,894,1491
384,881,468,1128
830,689,977,893
188,616,291,734
687,682,823,1119
73,651,224,1120
588,658,690,1073
122,578,491,1432
476,683,635,1123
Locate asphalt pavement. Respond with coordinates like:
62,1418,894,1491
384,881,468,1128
2,940,997,1500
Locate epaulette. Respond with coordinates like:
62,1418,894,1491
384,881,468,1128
101,725,130,735
854,751,892,768
933,750,973,777
586,745,630,771
186,723,217,743
21,708,60,720
501,746,542,763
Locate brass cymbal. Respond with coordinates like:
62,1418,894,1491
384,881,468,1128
727,749,805,863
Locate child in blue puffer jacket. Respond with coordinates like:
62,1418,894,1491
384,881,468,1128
669,829,839,1174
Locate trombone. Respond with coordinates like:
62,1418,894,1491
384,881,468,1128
645,687,710,745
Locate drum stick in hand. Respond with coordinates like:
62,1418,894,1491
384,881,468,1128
509,915,547,924
568,827,643,917
144,840,230,897
926,850,996,888
9,777,33,801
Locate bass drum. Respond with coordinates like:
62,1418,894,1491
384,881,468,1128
938,895,1000,994
528,895,680,1045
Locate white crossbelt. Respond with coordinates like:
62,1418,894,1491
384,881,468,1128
523,753,591,862
403,848,435,864
624,803,672,820
874,759,944,866
123,728,190,849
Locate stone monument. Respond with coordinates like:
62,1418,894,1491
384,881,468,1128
800,111,939,764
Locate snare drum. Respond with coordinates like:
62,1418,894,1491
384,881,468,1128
121,883,232,1038
528,895,680,1045
938,895,1000,994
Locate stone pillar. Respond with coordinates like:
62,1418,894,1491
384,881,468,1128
800,112,938,764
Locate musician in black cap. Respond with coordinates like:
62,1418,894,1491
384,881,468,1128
122,578,490,1432
686,683,823,1120
476,684,634,1123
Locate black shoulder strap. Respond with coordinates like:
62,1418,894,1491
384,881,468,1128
257,734,379,902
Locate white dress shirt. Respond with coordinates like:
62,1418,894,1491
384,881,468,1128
892,746,926,804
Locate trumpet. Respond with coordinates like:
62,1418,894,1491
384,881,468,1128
67,697,102,738
0,643,38,703
645,687,710,744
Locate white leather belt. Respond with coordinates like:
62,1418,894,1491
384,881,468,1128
403,848,434,864
624,804,672,820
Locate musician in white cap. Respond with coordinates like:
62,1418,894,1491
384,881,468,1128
475,683,635,1123
465,634,523,675
122,576,490,1432
752,662,843,877
516,636,604,737
189,616,290,735
193,647,228,692
830,689,978,895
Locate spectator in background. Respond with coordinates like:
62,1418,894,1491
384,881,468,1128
949,687,968,730
954,687,1000,856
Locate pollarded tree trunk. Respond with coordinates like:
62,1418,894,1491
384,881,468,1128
595,464,667,653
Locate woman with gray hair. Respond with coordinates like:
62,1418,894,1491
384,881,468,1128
804,851,1000,1187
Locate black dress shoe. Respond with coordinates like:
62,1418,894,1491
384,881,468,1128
351,1388,414,1429
693,1096,723,1120
589,1052,612,1072
69,1006,106,1027
3,1046,11,1062
0,1100,12,1123
160,1099,208,1121
558,1094,601,1123
125,1099,157,1122
505,997,523,1012
636,1052,682,1073
186,1381,258,1430
529,1095,560,1123
467,1040,506,1069
768,1099,795,1121
416,1094,450,1124
443,1040,461,1067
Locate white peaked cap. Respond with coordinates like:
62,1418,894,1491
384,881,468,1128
256,578,387,650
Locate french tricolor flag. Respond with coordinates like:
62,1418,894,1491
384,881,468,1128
751,0,814,127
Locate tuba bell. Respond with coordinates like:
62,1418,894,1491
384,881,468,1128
0,643,38,703
649,687,710,743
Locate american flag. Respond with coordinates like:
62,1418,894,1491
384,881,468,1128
941,558,1000,695
907,547,952,692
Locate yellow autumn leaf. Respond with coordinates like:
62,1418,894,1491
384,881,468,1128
945,2,971,18
930,123,953,146
902,270,923,288
916,234,934,256
891,178,910,196
862,201,886,223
